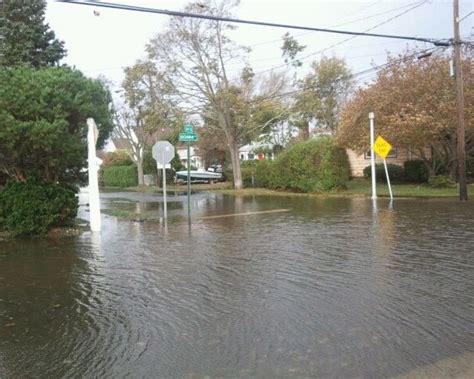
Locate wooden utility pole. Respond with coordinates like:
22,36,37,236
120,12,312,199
453,0,468,201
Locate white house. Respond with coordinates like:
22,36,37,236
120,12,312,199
176,145,204,169
239,141,275,161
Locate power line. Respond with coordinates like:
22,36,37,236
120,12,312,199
248,46,445,105
244,1,430,79
247,0,419,48
57,0,451,47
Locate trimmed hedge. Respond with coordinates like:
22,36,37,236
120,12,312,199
363,163,405,183
103,165,138,187
102,151,134,167
99,151,134,187
0,180,78,236
404,160,428,183
267,136,351,192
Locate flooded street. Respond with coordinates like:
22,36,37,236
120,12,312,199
1,192,473,378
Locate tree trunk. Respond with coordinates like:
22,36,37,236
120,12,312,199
137,161,144,186
229,141,242,190
300,121,310,140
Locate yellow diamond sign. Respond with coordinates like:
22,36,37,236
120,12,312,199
373,135,393,159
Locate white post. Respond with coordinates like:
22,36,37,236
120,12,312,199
369,112,377,200
383,159,393,200
87,118,101,232
162,151,167,219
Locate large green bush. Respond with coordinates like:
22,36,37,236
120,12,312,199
404,160,428,183
103,166,138,187
0,180,78,236
240,160,276,188
363,163,405,183
268,136,351,192
241,161,258,187
0,66,113,187
99,151,134,186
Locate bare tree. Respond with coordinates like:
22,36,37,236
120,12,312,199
115,61,181,185
145,0,286,189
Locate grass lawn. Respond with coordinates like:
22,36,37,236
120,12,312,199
103,179,473,199
121,181,232,193
341,179,472,198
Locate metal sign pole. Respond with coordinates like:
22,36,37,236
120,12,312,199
162,150,167,219
152,140,175,221
187,141,191,219
383,158,393,200
369,112,377,200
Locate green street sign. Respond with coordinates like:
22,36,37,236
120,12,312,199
184,124,194,134
179,133,198,142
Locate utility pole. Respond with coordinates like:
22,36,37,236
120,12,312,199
453,0,468,201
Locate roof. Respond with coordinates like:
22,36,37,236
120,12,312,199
112,138,130,150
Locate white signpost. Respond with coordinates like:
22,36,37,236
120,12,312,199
87,118,101,232
152,141,175,219
369,112,377,200
373,135,394,200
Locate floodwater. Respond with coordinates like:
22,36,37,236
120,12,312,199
0,191,473,378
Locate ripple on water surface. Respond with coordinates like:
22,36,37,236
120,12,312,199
0,195,473,378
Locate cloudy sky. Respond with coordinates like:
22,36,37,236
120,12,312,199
45,0,473,90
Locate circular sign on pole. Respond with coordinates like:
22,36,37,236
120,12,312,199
152,141,175,166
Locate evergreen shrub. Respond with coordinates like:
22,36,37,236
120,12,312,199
0,180,78,236
268,136,351,192
467,153,474,180
103,166,137,187
363,163,405,183
404,160,428,183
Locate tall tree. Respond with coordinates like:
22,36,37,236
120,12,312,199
116,61,182,185
0,66,113,185
281,32,306,68
337,51,473,178
195,126,228,169
145,0,285,189
0,0,66,67
291,57,353,139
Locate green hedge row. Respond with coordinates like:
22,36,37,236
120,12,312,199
363,163,405,183
363,160,429,183
241,137,351,193
0,180,78,236
103,165,138,187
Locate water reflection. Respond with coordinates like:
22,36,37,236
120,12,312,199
1,194,473,378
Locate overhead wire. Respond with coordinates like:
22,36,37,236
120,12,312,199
246,0,430,79
246,0,413,48
247,46,445,105
57,0,450,46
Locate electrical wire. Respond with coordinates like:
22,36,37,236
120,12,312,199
247,0,415,48
57,0,450,46
247,46,445,105
247,0,430,79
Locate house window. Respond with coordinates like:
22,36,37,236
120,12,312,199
365,147,398,159
248,153,254,160
240,154,244,160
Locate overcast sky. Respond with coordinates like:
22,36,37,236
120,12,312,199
45,0,473,90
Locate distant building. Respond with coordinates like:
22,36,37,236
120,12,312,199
347,146,432,177
176,145,203,169
102,138,130,153
239,142,275,161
